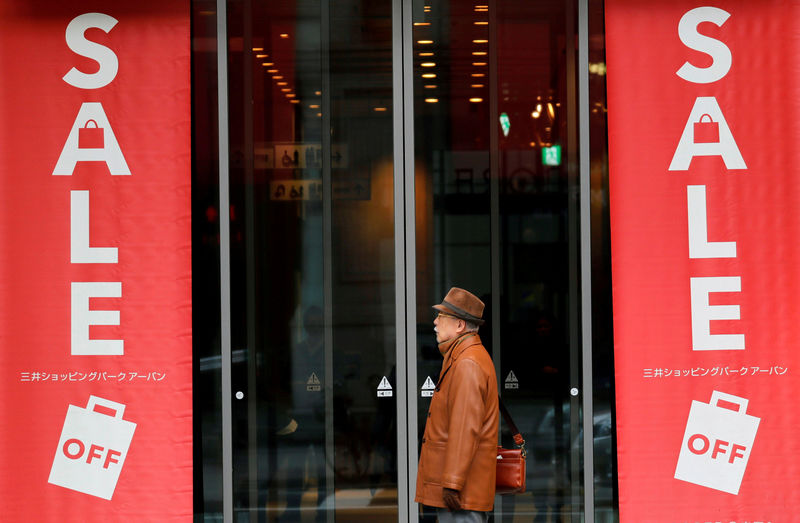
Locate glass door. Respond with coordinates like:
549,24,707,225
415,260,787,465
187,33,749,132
221,0,585,521
410,0,585,521
226,0,399,520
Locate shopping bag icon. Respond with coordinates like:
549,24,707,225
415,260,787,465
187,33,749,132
48,395,136,500
78,119,104,148
693,113,719,143
674,390,759,495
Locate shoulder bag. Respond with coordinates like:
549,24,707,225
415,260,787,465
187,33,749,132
496,397,526,494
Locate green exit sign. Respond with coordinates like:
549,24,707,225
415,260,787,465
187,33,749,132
542,145,562,166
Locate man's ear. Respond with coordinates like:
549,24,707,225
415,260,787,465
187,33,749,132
457,319,466,333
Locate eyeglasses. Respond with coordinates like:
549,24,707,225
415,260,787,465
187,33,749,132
435,312,458,321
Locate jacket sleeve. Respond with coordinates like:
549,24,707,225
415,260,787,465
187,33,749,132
441,358,488,490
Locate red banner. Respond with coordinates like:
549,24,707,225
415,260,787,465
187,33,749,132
606,1,800,520
0,3,191,519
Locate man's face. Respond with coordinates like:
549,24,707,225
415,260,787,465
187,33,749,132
434,312,462,345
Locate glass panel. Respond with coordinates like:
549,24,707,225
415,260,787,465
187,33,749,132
412,0,584,521
192,0,224,518
589,1,618,521
225,0,397,521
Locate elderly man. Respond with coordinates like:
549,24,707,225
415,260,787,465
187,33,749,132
415,287,499,522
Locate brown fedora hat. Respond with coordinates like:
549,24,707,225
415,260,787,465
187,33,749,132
432,287,485,325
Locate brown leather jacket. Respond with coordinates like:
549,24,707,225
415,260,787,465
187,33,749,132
415,333,499,511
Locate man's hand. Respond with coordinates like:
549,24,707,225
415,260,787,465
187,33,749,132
443,487,462,512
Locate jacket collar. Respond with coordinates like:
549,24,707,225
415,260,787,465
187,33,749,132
438,332,482,381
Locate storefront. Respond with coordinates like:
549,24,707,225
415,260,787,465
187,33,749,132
4,0,795,521
192,0,613,520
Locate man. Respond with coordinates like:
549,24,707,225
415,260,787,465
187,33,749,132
416,287,499,522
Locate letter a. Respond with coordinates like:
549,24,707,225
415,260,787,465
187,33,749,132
52,102,131,175
668,97,746,171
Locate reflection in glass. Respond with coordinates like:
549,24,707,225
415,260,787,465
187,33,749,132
226,0,397,520
412,0,583,521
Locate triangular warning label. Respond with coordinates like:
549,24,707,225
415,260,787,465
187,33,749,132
307,372,321,385
378,376,392,390
505,370,518,383
421,376,435,390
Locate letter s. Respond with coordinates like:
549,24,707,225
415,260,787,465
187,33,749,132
676,7,731,84
62,13,119,89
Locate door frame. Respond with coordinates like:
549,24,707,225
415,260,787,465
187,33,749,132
214,0,597,521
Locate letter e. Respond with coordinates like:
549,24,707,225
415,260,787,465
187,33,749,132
690,277,745,351
71,282,123,356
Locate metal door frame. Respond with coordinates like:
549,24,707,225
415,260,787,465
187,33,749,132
214,0,595,521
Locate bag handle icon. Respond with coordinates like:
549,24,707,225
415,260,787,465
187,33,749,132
710,390,748,413
87,395,126,419
83,119,99,129
698,113,714,123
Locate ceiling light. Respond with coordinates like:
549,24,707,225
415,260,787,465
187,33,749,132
417,40,434,44
472,62,487,66
425,98,439,103
473,39,488,44
424,84,437,89
422,73,437,78
421,62,436,67
472,51,487,56
273,75,283,79
471,84,484,88
267,69,279,73
277,81,288,86
256,54,269,58
262,62,274,66
374,107,388,112
474,21,488,25
252,47,264,51
469,97,483,103
414,22,430,26
471,73,485,77
310,104,320,109
280,33,289,39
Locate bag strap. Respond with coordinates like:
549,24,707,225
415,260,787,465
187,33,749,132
498,396,526,453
